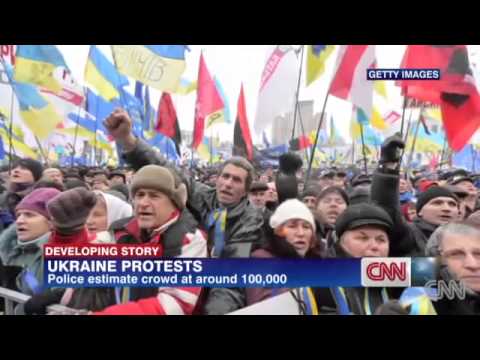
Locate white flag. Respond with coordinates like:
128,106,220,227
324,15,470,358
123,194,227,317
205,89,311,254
254,45,301,136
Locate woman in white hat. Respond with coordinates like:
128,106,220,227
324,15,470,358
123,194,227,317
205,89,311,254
245,199,323,306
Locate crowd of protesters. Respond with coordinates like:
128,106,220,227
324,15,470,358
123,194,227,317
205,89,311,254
0,108,478,315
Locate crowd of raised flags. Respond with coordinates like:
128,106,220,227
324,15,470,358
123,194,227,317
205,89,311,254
0,45,479,172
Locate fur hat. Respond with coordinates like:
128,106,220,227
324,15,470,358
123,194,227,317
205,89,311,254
131,165,187,210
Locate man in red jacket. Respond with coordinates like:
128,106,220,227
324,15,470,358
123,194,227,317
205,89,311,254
45,165,207,315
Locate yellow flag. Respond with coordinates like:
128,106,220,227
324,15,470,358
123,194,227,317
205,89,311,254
374,80,387,99
306,45,335,86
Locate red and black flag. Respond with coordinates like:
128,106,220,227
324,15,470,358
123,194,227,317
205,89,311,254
397,45,480,151
233,84,253,160
156,92,182,156
289,134,312,151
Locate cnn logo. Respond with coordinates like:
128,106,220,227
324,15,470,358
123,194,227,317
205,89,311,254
361,258,411,287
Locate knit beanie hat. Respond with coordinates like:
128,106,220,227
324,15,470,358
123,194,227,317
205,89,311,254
269,199,316,232
16,188,61,220
130,165,187,210
416,186,458,213
13,158,44,182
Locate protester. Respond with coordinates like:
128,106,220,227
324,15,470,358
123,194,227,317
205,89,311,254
315,186,348,247
246,199,323,306
300,188,320,213
86,191,132,233
108,170,127,186
0,159,43,231
313,203,399,314
377,222,480,315
370,134,458,256
0,188,61,295
25,167,207,315
43,167,64,186
448,170,479,217
103,108,264,315
248,181,269,210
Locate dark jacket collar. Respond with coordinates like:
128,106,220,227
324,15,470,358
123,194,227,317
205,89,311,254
413,217,438,237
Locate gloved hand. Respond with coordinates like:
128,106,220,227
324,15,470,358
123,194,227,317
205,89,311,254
380,133,405,164
276,153,303,204
279,152,303,175
374,300,410,315
47,188,97,235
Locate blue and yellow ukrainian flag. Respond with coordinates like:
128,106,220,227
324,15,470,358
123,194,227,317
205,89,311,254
175,77,197,95
85,45,129,101
14,45,69,93
5,64,63,140
197,136,221,163
306,45,335,86
111,45,188,92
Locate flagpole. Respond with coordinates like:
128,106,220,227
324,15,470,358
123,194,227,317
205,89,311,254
93,116,98,166
399,96,408,138
291,45,305,141
8,84,15,167
296,101,310,165
34,135,48,165
471,145,476,173
359,122,368,174
0,55,18,168
439,135,448,169
351,141,355,166
306,90,330,182
397,108,413,172
406,107,424,169
110,45,131,117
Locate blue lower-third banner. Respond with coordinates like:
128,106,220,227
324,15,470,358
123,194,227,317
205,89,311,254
44,257,438,288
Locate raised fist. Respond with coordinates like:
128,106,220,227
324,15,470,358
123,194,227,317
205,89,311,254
103,108,133,142
380,133,405,164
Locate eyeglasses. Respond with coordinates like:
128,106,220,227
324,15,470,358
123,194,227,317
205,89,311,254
441,249,480,262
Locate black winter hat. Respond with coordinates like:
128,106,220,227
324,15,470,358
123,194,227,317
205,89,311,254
447,169,473,185
250,181,269,193
317,186,349,205
301,187,321,200
416,186,458,213
13,158,44,182
108,171,126,183
348,187,370,205
335,203,393,239
351,174,371,187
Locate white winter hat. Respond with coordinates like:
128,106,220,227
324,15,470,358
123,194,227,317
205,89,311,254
269,199,316,232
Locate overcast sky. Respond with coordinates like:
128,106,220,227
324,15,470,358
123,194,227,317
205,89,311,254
58,45,480,144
